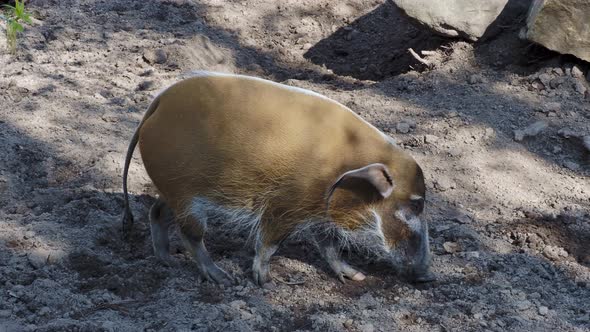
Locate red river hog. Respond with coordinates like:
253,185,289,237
121,71,434,286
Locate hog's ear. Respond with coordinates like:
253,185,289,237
326,163,394,207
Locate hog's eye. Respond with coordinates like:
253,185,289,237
410,196,424,214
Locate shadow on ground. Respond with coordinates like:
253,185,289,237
304,1,450,80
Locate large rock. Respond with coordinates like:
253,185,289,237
393,0,509,41
524,0,590,62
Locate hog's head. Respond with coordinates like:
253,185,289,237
327,160,435,283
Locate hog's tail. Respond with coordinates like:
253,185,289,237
121,95,162,236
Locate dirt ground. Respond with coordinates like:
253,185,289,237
1,0,589,331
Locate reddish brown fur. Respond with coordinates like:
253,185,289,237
134,73,424,246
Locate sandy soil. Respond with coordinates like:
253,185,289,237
0,0,589,331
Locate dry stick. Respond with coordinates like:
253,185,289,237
272,274,306,285
71,300,139,319
408,48,431,67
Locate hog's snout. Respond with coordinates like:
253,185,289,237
400,217,435,283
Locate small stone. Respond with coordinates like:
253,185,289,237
143,49,168,64
137,81,155,91
538,73,551,87
575,278,587,288
262,282,275,290
549,77,564,89
424,134,439,144
443,241,460,254
448,147,462,157
452,213,471,224
0,310,11,318
552,146,562,154
27,248,63,269
573,80,587,95
474,313,483,319
38,307,50,316
344,29,360,41
484,127,495,137
359,323,375,332
529,292,541,299
531,81,544,90
302,43,312,50
571,66,584,78
463,251,480,259
240,310,254,320
515,300,532,310
538,306,549,316
140,69,155,77
514,121,548,141
469,74,484,84
343,319,354,328
434,178,454,192
559,127,579,139
230,300,246,309
543,245,561,260
545,102,561,112
564,161,580,171
396,122,411,134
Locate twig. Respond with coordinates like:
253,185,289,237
420,50,437,56
408,48,432,67
71,300,139,319
272,274,306,285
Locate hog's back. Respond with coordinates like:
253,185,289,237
138,74,392,215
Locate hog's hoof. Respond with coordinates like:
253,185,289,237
155,254,179,268
330,261,366,283
409,271,436,283
198,263,234,287
350,271,366,281
338,270,366,283
252,268,271,287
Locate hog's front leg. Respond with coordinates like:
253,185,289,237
252,239,278,286
314,235,365,283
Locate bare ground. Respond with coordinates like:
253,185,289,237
0,0,589,331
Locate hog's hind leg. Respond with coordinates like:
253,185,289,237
178,201,233,286
149,199,176,266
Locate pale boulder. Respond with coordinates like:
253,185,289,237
393,0,509,41
524,0,590,62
